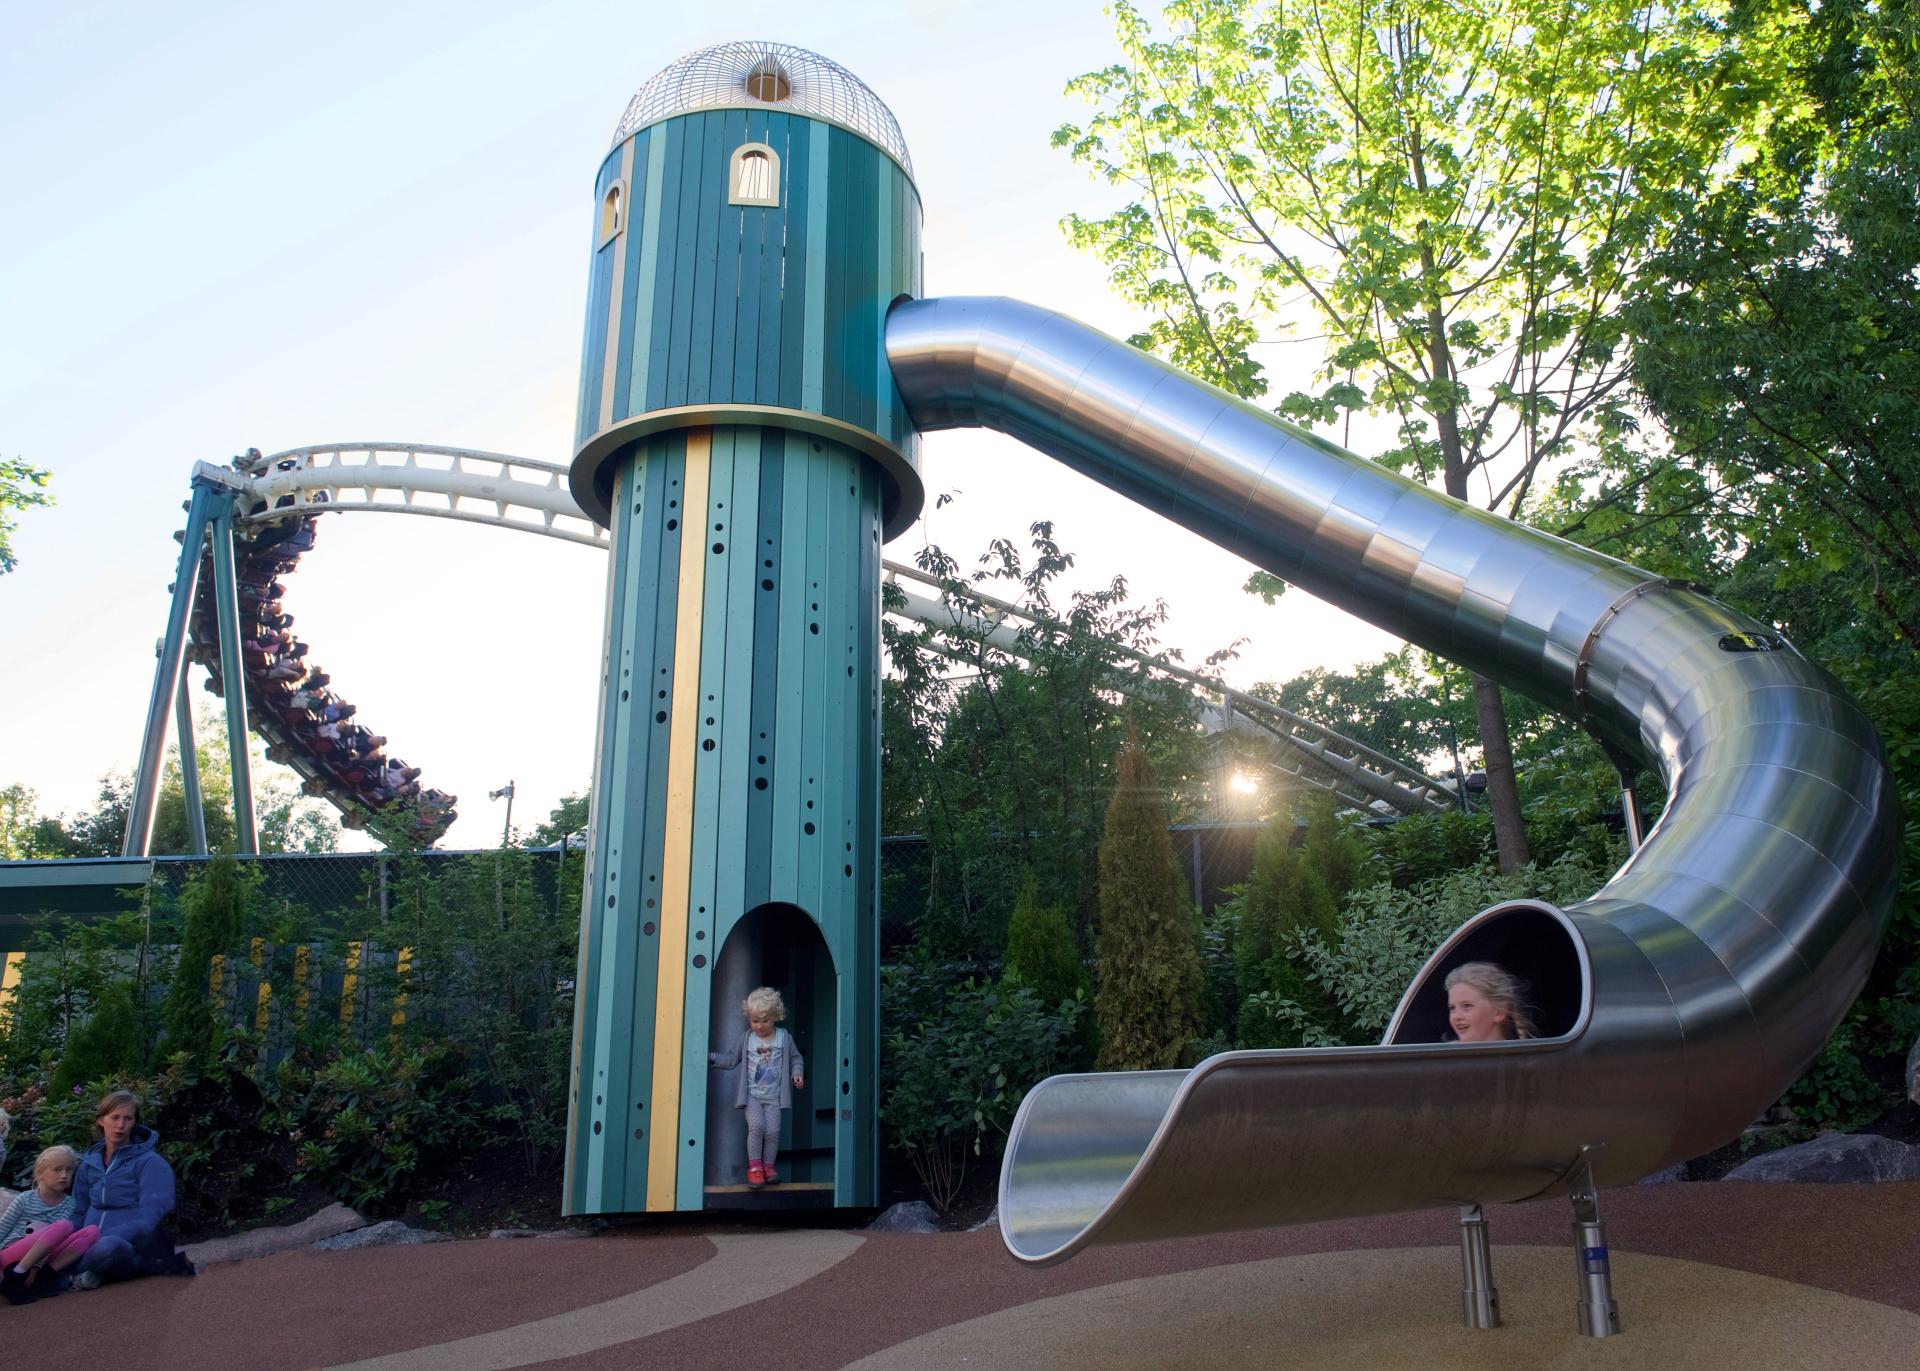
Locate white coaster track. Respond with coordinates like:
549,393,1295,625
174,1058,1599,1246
229,444,1460,820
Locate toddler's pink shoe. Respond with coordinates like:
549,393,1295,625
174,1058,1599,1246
747,1161,766,1189
762,1165,780,1186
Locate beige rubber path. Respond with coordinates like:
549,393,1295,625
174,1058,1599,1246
845,1245,1919,1370
322,1229,862,1371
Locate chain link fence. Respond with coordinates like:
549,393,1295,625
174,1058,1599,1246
6,824,1266,965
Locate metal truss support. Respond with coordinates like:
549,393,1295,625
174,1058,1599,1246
124,485,220,856
209,500,257,855
173,665,209,856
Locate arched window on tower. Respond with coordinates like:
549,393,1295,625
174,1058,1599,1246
730,143,780,207
600,181,626,246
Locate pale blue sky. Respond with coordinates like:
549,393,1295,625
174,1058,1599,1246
0,0,1394,848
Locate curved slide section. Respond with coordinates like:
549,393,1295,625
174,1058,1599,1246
885,296,1899,1263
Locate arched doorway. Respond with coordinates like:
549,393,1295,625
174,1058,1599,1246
704,902,837,1205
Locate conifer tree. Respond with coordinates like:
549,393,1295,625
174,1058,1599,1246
1094,739,1204,1069
161,852,252,1059
1230,793,1373,1046
1004,868,1088,1009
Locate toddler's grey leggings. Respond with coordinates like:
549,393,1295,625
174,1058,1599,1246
745,1099,782,1168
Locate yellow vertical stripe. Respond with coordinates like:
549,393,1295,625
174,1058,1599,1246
647,429,711,1210
1,951,24,1006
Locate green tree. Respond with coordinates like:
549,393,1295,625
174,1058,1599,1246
1531,0,1920,1125
7,704,339,858
530,791,590,847
1003,868,1089,1009
1094,738,1206,1068
1055,0,1750,872
161,853,255,1060
51,981,148,1095
1598,0,1920,646
0,456,52,574
882,522,1215,958
1226,793,1373,1045
1255,647,1476,777
1,784,46,859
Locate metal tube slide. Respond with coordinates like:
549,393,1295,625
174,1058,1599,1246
884,296,1899,1264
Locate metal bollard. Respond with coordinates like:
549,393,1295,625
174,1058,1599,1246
1569,1159,1621,1337
1458,1204,1501,1329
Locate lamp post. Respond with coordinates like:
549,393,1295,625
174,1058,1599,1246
489,781,515,848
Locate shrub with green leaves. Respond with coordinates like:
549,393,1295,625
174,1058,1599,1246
51,981,147,1095
880,977,1085,1213
1293,852,1612,1041
1367,809,1495,888
1224,795,1373,1046
0,911,152,1082
374,850,577,1178
266,1042,461,1213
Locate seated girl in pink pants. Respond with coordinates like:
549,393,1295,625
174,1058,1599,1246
0,1145,99,1302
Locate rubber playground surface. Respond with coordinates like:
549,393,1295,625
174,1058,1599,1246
5,1183,1915,1370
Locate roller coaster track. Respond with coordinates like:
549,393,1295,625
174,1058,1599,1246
880,562,1457,816
198,443,1455,834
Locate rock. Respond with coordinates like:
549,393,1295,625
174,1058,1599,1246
535,1227,594,1239
1723,1132,1920,1183
1905,1033,1919,1106
488,1228,540,1240
867,1201,942,1233
312,1219,452,1251
968,1206,1000,1232
1636,1162,1689,1186
186,1203,366,1266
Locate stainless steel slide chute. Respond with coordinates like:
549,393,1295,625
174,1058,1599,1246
884,296,1899,1266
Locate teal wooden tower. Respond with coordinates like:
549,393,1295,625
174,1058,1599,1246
563,41,922,1214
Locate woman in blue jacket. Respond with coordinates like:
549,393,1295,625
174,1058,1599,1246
67,1090,193,1289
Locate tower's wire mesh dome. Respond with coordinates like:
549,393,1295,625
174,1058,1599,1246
612,41,912,175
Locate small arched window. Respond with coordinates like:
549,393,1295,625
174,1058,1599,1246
600,181,626,246
729,143,780,207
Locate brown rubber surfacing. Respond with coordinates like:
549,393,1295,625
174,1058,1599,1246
0,1230,713,1369
568,1184,1920,1370
5,1184,1915,1370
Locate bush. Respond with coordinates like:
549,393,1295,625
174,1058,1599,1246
1,1050,296,1235
266,1042,463,1214
1225,795,1373,1046
1367,809,1494,887
880,976,1085,1213
1290,852,1611,1042
51,981,147,1095
1003,869,1087,1008
142,1051,297,1234
376,850,577,1178
0,850,579,1226
0,912,150,1081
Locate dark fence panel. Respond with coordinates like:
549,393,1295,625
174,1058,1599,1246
4,826,1261,962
